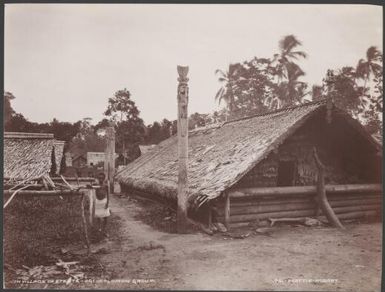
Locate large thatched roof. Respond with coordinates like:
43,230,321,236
116,99,381,208
4,132,63,180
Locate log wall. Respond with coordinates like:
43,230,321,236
212,185,382,229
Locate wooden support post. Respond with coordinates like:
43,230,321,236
80,194,91,254
224,192,230,230
312,148,345,229
208,206,212,228
176,65,189,233
104,125,115,193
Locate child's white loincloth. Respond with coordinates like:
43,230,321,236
95,197,111,218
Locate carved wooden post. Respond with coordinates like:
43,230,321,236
313,148,345,229
177,65,189,233
104,125,115,193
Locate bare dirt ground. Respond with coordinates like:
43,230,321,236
84,193,382,291
5,193,382,291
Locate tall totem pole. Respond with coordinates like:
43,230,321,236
177,65,189,233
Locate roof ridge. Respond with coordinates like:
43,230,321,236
223,98,328,125
4,132,54,139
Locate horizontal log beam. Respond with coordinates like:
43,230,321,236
328,194,382,202
51,177,97,182
329,198,381,208
332,204,380,214
3,190,81,196
216,198,315,207
230,184,382,199
219,202,317,216
216,197,381,213
4,184,45,191
225,210,317,223
323,210,380,221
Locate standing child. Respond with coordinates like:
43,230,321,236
94,172,110,238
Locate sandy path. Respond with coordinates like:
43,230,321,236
92,194,382,291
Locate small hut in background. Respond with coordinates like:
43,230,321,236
116,99,382,230
4,132,64,181
4,132,97,252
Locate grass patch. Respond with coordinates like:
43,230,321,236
3,195,93,286
130,196,177,233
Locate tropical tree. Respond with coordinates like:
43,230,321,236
322,67,364,117
356,46,382,91
271,62,308,108
271,35,307,82
104,88,145,164
4,91,16,125
215,63,244,119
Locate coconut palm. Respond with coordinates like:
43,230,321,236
356,46,383,91
215,63,243,117
271,35,307,82
269,62,308,109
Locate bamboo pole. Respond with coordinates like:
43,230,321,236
176,65,189,233
313,148,345,229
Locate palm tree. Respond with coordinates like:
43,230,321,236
269,61,308,109
215,63,242,119
356,46,382,91
271,35,307,82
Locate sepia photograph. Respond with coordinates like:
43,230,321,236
3,2,383,290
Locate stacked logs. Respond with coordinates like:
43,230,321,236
214,184,382,229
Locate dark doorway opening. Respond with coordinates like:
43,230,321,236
277,160,296,186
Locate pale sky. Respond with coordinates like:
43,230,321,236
4,4,383,125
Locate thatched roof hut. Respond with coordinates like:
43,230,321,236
116,99,382,213
4,132,65,180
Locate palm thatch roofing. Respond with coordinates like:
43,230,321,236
4,132,62,180
116,99,381,209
